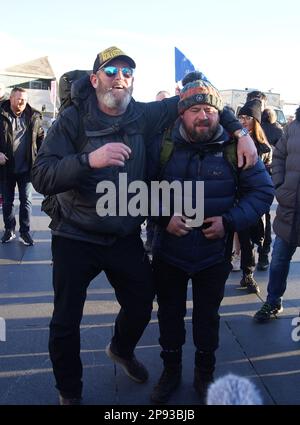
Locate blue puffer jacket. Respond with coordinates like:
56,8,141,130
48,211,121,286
149,120,274,274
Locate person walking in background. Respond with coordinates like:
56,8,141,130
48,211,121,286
155,90,171,101
245,91,277,273
246,90,267,110
261,108,283,147
287,115,294,125
0,83,10,211
31,46,257,405
237,100,273,293
0,87,44,245
148,72,273,404
254,106,300,322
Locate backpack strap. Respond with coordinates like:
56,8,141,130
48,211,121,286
159,126,175,171
223,140,238,174
159,129,239,181
223,140,240,193
70,108,124,153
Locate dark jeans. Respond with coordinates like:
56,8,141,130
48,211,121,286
152,257,231,369
50,234,155,398
2,172,32,233
266,235,297,306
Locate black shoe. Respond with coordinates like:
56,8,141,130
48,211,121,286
19,232,34,246
254,302,283,323
1,230,16,243
59,394,82,405
193,367,213,403
151,364,182,404
105,343,148,383
240,274,260,294
257,255,269,271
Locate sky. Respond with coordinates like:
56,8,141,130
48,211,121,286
1,0,300,106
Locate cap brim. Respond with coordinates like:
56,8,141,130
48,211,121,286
104,54,136,69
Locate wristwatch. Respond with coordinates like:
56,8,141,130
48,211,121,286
236,128,249,139
79,152,92,168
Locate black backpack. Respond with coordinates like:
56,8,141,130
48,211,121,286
42,69,91,225
58,69,91,113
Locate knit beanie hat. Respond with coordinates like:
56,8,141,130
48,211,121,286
238,99,262,123
178,71,223,114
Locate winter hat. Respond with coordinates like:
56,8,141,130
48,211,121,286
238,99,262,123
93,46,136,73
206,374,263,405
178,71,223,114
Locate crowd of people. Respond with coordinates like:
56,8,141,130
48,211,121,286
0,46,299,406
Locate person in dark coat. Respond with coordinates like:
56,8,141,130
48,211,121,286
237,100,273,291
149,72,274,404
0,87,44,245
261,108,283,147
254,106,300,322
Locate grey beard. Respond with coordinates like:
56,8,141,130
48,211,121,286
101,90,132,112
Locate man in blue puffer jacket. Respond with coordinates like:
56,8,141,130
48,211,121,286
149,72,274,404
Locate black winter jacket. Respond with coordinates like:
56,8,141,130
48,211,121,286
0,100,44,180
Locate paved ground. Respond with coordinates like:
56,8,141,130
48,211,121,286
0,194,300,406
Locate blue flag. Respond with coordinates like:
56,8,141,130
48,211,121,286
175,47,195,82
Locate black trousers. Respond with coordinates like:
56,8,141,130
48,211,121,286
238,228,256,275
152,257,231,368
239,212,272,275
257,211,272,256
50,234,154,398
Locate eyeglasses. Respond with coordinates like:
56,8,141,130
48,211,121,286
100,66,134,78
238,115,253,122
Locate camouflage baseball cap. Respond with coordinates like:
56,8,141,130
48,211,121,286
93,46,136,73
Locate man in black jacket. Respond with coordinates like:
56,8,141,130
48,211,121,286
0,87,44,245
32,46,257,405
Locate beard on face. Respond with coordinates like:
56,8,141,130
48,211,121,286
97,82,133,112
184,119,218,143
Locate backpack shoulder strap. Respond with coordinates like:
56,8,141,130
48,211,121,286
224,140,238,173
223,140,240,187
160,126,174,169
66,105,88,153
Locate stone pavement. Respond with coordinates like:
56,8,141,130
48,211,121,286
0,194,300,405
